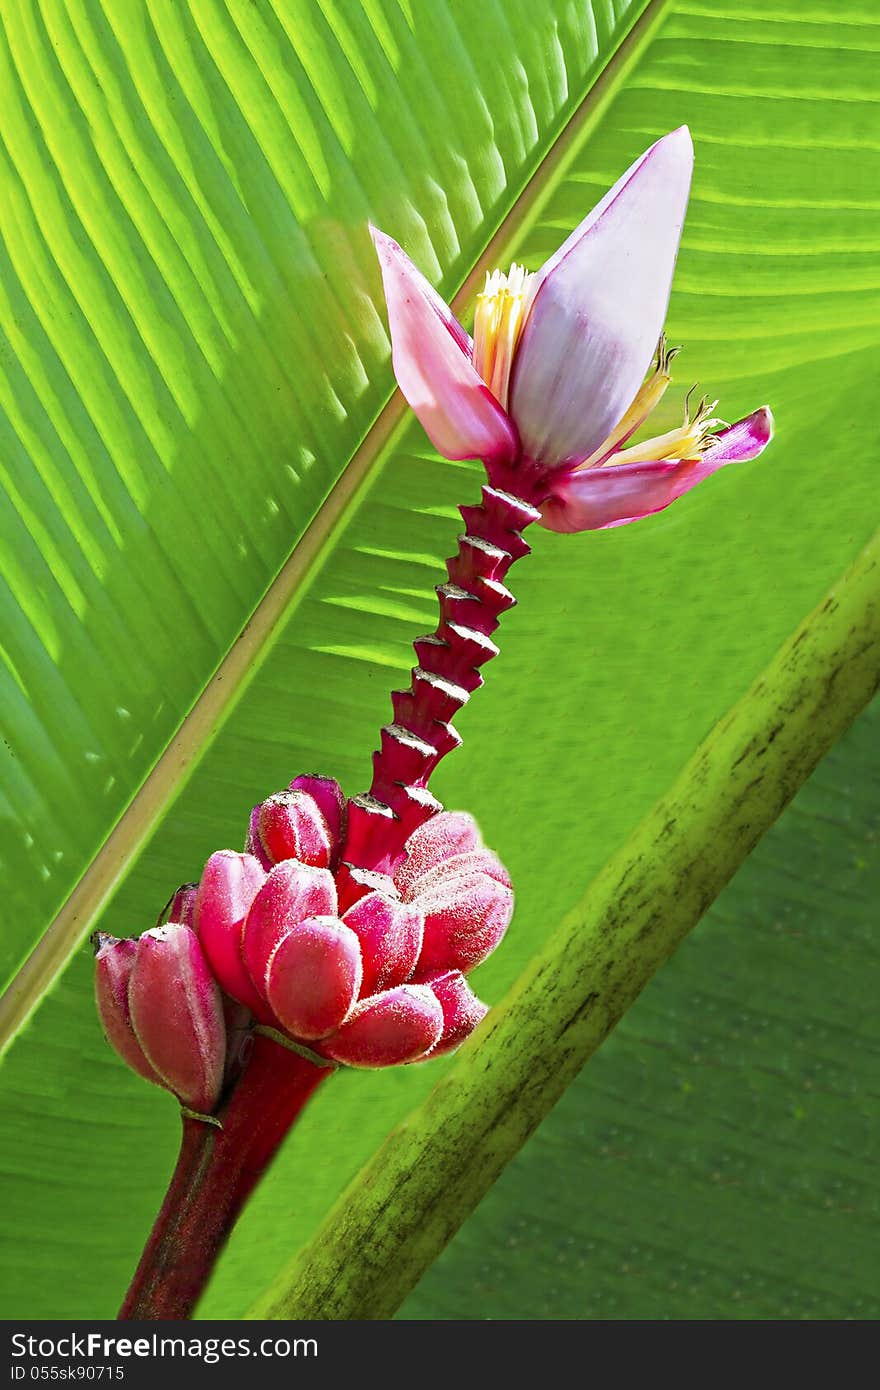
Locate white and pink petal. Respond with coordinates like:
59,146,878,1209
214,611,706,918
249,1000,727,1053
509,128,694,470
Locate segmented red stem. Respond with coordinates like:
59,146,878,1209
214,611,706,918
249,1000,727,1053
342,476,543,874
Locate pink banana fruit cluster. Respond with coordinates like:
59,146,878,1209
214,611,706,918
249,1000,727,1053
95,775,512,1114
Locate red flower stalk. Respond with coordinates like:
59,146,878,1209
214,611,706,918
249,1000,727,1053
98,128,774,1320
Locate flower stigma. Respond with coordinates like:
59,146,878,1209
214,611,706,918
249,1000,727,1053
612,386,728,466
473,263,536,410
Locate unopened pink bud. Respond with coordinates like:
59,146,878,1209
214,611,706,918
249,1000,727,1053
289,774,346,865
194,851,267,1015
252,790,333,869
242,860,337,1004
413,871,514,975
342,891,423,994
94,935,162,1088
264,916,362,1040
128,924,226,1114
321,984,444,1067
421,969,488,1055
165,883,198,928
394,810,482,897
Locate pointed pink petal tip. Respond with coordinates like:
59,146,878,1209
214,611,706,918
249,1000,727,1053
705,405,774,462
370,223,518,464
539,404,774,533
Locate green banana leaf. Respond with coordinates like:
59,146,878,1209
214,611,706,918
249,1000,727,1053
1,0,877,1320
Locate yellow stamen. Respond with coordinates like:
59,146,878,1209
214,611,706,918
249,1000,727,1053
578,335,679,468
612,391,727,466
473,263,535,410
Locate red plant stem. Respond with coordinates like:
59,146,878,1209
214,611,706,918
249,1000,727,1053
342,465,545,875
119,1034,331,1320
